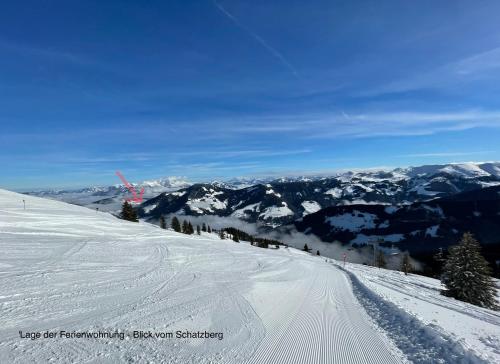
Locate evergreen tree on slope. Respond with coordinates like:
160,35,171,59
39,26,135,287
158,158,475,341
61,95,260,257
120,201,138,222
441,233,498,310
400,253,412,275
171,217,181,232
376,251,387,269
182,220,189,234
159,215,166,229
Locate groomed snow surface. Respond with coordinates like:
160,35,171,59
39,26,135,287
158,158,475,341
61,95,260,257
0,189,499,363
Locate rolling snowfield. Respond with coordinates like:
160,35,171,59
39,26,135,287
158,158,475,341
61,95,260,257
1,189,499,363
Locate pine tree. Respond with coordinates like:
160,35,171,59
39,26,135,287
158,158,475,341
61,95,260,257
433,247,446,275
182,220,189,234
401,253,412,275
434,247,445,263
171,217,181,232
303,244,309,252
159,215,166,229
196,225,201,235
207,226,212,233
120,201,138,222
441,233,498,310
316,250,320,256
219,230,225,240
120,201,130,221
202,223,207,232
232,233,239,242
187,222,194,235
376,251,386,268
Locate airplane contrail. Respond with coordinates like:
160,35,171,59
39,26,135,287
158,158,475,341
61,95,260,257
213,0,299,78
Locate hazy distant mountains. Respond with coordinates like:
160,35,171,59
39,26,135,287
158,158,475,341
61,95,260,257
25,177,191,213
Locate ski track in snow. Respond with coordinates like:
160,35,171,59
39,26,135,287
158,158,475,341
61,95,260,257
0,189,493,363
338,266,487,364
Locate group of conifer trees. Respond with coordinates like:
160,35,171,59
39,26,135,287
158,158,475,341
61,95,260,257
301,244,320,256
202,222,212,233
223,227,282,248
168,216,212,235
374,250,412,275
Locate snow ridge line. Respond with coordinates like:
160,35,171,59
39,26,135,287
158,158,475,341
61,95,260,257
337,265,487,364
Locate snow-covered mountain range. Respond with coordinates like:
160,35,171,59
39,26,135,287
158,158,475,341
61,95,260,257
23,162,500,226
138,162,500,226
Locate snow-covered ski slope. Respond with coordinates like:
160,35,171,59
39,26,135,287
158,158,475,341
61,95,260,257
0,188,497,363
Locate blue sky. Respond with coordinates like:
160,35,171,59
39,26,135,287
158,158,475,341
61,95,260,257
1,0,500,190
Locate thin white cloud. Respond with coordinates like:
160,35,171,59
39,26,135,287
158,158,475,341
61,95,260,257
0,152,158,165
3,110,500,148
0,39,89,65
213,0,299,78
163,161,262,173
363,46,500,96
400,151,495,158
453,47,500,75
241,109,500,138
0,38,131,82
171,148,311,158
